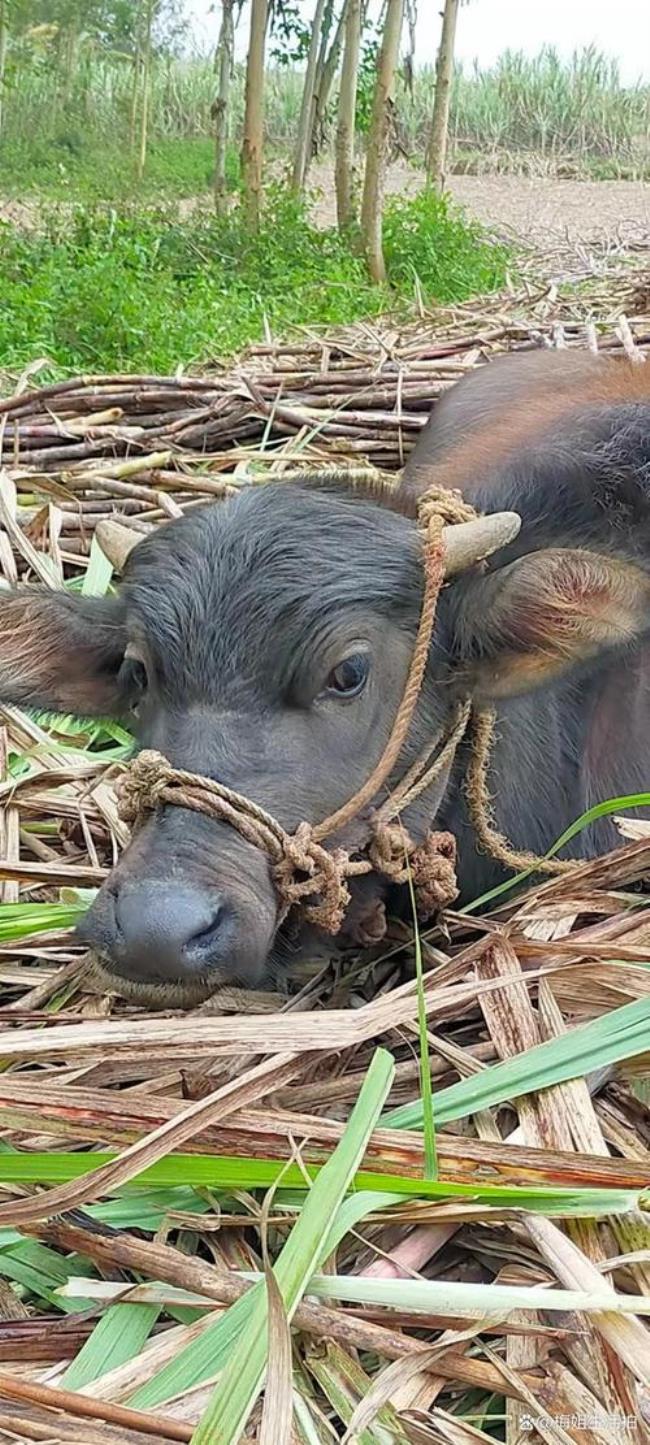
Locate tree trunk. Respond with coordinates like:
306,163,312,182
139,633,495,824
213,0,236,215
312,0,347,154
136,0,155,185
241,0,269,230
311,0,335,111
0,0,8,139
129,51,141,151
360,0,404,281
335,0,361,229
129,6,143,156
61,24,79,108
426,0,460,190
292,0,329,192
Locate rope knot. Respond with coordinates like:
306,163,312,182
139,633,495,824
367,820,415,883
409,831,458,917
116,749,173,827
274,823,351,933
368,819,459,919
417,484,477,532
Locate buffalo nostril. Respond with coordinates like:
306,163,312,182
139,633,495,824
185,908,225,956
99,880,231,982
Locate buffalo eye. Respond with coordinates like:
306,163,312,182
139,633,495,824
322,652,370,699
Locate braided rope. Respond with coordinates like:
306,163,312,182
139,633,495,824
313,516,445,842
115,755,355,932
465,707,573,877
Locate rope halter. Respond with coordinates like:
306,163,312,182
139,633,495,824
113,480,572,938
115,486,476,933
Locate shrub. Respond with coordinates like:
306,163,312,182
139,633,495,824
0,188,509,375
382,188,508,301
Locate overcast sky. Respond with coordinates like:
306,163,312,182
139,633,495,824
186,0,650,83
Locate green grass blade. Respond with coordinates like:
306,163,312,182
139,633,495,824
306,1341,401,1445
0,1187,212,1252
384,994,650,1130
0,902,86,942
81,535,114,598
463,791,650,912
0,1239,95,1312
318,1192,405,1263
190,1047,395,1445
1,1152,640,1214
132,1286,256,1409
2,1155,641,1216
61,1302,160,1389
263,1271,650,1317
407,868,437,1179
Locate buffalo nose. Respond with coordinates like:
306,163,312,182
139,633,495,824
103,880,230,982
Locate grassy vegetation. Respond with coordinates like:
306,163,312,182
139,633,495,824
0,134,226,201
0,188,509,374
1,46,646,183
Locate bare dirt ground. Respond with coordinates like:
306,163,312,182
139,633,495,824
448,175,650,246
307,161,650,250
2,165,650,253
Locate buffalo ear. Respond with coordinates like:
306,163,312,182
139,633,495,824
0,589,128,717
452,548,650,699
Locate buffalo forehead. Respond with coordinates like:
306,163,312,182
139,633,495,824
121,486,421,699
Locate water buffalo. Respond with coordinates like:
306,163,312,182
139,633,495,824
1,347,650,1005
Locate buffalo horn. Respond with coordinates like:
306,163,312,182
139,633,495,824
95,520,144,573
442,512,521,577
